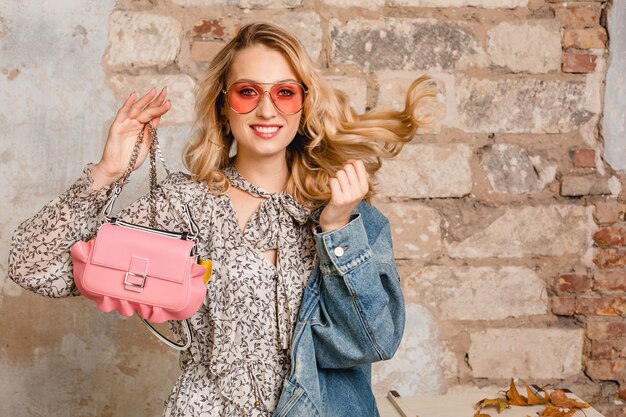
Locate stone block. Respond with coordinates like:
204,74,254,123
558,274,593,293
479,144,556,194
330,18,486,71
594,227,626,246
389,0,528,7
170,0,303,8
109,74,196,124
594,248,626,269
190,40,225,62
554,4,602,29
377,144,472,198
561,175,613,197
468,328,584,379
594,270,626,292
594,201,625,225
187,13,322,61
456,78,594,133
487,20,561,73
572,148,596,168
107,11,182,70
376,203,442,260
324,75,367,114
376,71,448,134
372,303,455,396
324,0,384,10
446,205,591,259
402,266,548,320
563,28,608,50
562,52,597,73
268,12,322,62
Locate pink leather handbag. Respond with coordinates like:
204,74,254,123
71,122,207,350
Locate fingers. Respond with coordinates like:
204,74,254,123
329,160,370,203
116,87,171,125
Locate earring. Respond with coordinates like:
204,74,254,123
228,139,237,158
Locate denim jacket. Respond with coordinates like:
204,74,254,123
273,200,406,417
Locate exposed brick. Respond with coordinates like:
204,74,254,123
587,359,626,381
552,296,576,315
561,175,612,197
325,75,367,114
191,18,239,40
595,270,626,292
594,202,626,225
563,28,608,50
554,4,602,29
575,295,626,316
562,52,597,73
620,388,626,401
594,248,626,269
594,227,626,246
592,341,615,360
587,319,626,341
558,274,593,292
190,40,225,62
572,148,596,168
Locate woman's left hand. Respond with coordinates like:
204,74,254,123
319,160,370,232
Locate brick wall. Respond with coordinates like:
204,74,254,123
2,0,625,416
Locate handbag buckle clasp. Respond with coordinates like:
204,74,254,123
124,271,147,291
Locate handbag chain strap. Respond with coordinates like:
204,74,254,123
102,122,199,237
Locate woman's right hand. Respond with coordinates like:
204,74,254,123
91,87,171,189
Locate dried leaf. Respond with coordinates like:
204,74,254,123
527,384,549,405
539,405,577,417
475,397,511,413
507,379,529,406
549,390,590,409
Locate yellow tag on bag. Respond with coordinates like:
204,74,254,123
198,258,212,285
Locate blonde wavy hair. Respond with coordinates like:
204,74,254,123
183,22,436,210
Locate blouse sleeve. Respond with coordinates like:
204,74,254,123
8,163,115,297
7,163,196,298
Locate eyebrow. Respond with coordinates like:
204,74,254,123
233,78,300,84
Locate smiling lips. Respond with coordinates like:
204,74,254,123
250,124,282,139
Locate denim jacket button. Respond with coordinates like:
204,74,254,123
334,246,345,257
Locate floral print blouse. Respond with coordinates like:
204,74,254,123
8,163,317,417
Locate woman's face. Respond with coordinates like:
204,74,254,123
224,44,303,162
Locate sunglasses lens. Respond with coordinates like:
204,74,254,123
227,83,262,114
227,83,305,114
270,83,305,114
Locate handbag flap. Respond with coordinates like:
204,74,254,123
91,223,194,284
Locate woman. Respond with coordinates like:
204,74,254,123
9,22,435,417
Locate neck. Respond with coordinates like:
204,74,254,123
233,152,289,194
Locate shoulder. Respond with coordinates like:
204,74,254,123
159,171,216,206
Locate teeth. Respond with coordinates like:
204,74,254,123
253,126,279,133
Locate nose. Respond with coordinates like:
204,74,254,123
256,91,277,118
